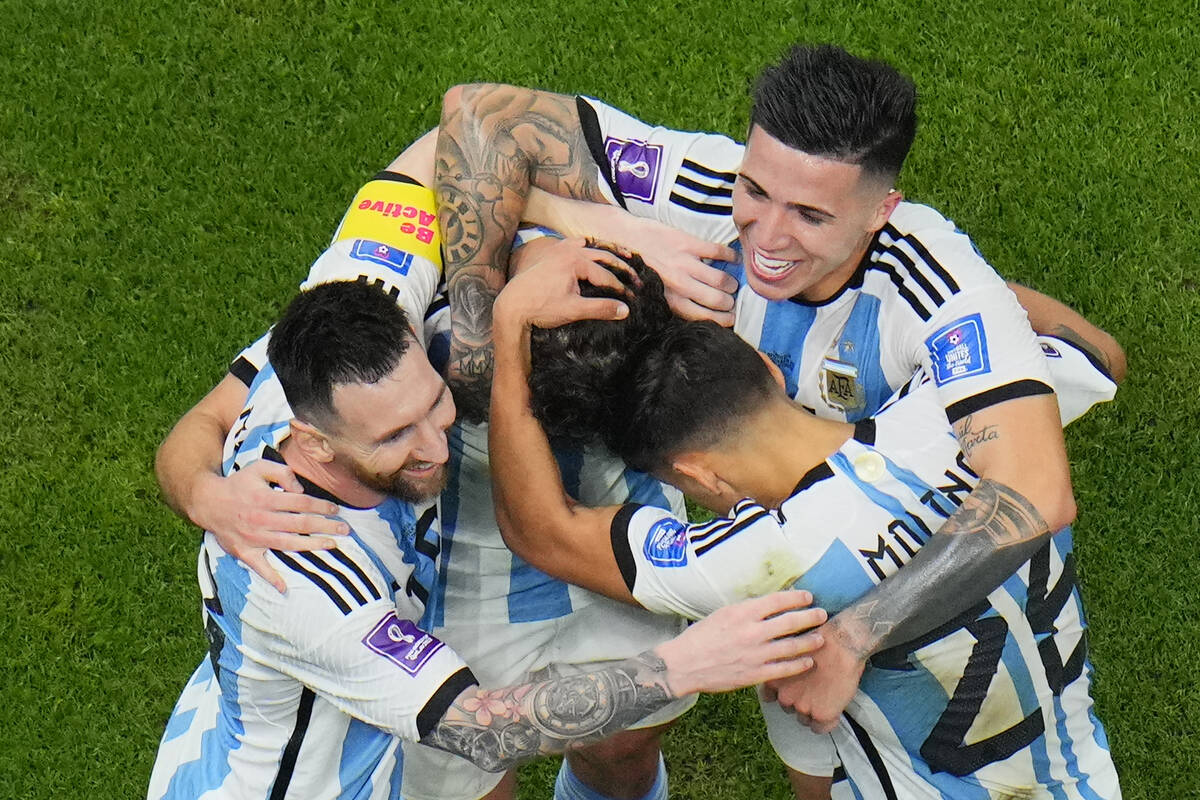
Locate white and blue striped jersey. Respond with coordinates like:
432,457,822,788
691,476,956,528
428,420,686,627
577,98,1057,425
608,354,1120,798
148,351,475,800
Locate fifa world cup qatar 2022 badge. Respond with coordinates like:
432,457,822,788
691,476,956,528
925,313,992,386
604,137,663,204
363,613,444,675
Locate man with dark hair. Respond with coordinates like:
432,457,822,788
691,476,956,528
487,255,1122,799
147,279,827,799
434,43,1123,794
154,140,712,800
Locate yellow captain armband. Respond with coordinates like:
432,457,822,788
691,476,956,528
331,173,442,271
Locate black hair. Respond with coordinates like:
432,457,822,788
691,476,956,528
606,320,780,474
528,249,673,449
267,280,414,429
750,44,917,183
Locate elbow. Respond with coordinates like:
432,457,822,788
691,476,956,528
1041,487,1077,533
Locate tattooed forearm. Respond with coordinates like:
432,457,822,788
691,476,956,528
1047,323,1112,375
830,478,1050,658
421,651,674,772
436,84,606,422
957,414,1000,460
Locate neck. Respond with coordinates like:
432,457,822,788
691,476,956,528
724,403,852,507
278,436,385,510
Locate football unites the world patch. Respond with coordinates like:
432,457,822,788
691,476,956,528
924,314,991,385
363,613,444,675
644,517,689,568
604,136,663,203
349,239,414,275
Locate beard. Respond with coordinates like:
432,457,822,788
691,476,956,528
353,460,448,504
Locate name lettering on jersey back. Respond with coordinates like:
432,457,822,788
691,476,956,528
363,613,444,675
858,458,977,581
356,200,437,244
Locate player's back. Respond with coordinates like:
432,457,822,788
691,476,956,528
778,380,1119,798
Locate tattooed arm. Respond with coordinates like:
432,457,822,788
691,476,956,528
434,84,608,421
421,590,824,771
766,394,1067,732
1007,281,1127,383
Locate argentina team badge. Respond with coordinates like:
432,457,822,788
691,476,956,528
820,357,866,414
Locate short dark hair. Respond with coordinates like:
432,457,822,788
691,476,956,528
607,321,780,474
750,44,917,183
528,249,673,449
267,280,414,429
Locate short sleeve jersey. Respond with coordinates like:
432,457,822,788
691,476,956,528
607,346,1118,797
148,353,475,800
576,97,1054,425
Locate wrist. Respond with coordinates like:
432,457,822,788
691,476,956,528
183,470,224,530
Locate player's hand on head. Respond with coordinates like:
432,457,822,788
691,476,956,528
613,216,738,326
762,619,866,734
654,590,827,696
192,460,349,593
496,236,631,330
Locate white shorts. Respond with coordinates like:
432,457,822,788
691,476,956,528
400,598,695,800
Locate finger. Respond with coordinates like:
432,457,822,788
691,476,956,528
251,525,339,551
810,718,839,735
666,295,736,327
758,683,778,702
688,239,739,264
762,607,829,639
667,278,735,312
581,259,633,295
749,589,817,618
259,509,348,537
687,259,740,294
762,630,826,663
250,460,305,493
752,656,816,685
244,551,288,595
565,296,629,322
585,237,633,260
257,490,342,519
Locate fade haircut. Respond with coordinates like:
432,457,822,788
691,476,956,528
751,44,917,184
268,280,414,430
528,248,673,449
608,321,780,475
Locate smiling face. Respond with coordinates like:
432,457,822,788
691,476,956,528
323,347,456,504
732,125,901,303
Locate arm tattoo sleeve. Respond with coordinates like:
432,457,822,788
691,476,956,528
420,651,674,772
832,478,1051,657
435,84,607,422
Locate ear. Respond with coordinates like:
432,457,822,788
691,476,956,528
868,188,903,231
289,418,336,463
671,454,734,499
756,349,786,390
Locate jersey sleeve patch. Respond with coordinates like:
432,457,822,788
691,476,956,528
348,239,414,275
362,613,445,675
603,137,664,203
925,313,991,386
643,516,689,567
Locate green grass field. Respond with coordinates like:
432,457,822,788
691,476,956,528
3,0,1197,796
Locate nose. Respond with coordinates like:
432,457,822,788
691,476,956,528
751,203,792,252
413,418,450,466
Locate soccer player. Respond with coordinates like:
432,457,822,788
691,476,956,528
154,137,721,800
146,278,826,800
484,252,1122,799
431,45,1124,787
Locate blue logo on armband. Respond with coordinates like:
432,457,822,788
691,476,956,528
644,518,689,568
925,314,991,386
349,239,414,275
